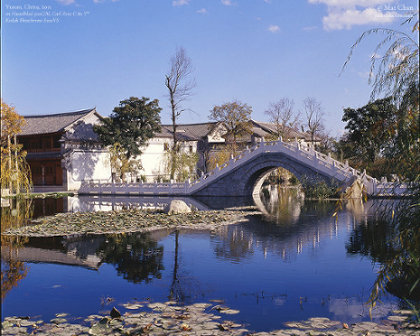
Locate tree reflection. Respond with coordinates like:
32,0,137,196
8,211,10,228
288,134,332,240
97,233,164,284
1,197,31,301
214,226,254,262
346,218,396,263
259,186,304,225
346,197,420,304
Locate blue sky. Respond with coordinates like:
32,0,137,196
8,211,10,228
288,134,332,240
1,0,418,136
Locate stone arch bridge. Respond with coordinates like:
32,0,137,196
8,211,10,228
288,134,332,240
80,140,410,197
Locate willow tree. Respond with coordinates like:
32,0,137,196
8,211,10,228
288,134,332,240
342,14,420,316
0,100,32,195
343,15,419,104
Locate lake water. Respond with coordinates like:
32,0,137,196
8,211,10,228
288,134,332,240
1,189,407,332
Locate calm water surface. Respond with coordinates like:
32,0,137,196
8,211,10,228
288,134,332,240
1,190,405,332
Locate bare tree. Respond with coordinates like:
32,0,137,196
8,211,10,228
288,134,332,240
165,47,195,179
265,98,300,140
302,97,325,142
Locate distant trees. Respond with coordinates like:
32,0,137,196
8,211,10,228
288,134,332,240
93,97,161,181
209,100,252,155
265,98,300,139
165,47,195,179
301,97,325,142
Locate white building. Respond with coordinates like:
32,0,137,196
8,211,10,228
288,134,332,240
19,109,319,191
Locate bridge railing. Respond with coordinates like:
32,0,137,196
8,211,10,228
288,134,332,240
79,138,399,197
188,138,384,195
79,180,192,195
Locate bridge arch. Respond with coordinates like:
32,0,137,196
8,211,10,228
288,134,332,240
192,152,338,197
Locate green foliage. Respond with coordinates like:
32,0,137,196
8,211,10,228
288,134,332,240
342,97,398,164
301,177,338,199
337,91,419,179
384,84,420,180
94,97,161,159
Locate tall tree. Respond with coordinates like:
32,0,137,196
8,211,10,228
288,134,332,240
165,47,195,179
209,100,252,155
302,97,324,142
265,98,300,139
93,97,161,180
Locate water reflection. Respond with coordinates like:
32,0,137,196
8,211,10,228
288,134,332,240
1,198,31,301
346,203,420,302
258,186,305,225
212,201,340,263
97,233,164,284
2,190,416,327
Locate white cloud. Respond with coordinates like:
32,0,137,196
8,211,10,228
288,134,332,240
56,0,75,4
172,0,190,6
302,25,318,31
197,8,207,14
308,0,391,7
264,0,272,3
329,298,396,319
308,0,397,30
268,24,280,33
221,0,233,6
323,7,394,30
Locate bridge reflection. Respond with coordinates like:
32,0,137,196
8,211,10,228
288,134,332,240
5,189,385,274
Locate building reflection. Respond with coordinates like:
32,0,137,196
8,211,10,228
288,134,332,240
4,231,167,285
212,187,382,263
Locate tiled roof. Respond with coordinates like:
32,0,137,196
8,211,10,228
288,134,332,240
20,108,96,136
252,120,319,141
160,122,218,141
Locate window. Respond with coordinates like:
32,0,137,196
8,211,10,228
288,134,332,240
189,145,193,153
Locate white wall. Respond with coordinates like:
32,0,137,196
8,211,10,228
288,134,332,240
139,138,198,182
67,149,112,190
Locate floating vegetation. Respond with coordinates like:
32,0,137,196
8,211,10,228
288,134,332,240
2,209,254,237
1,302,418,335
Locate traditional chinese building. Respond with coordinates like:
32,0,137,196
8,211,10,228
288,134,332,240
18,108,319,191
18,108,111,191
